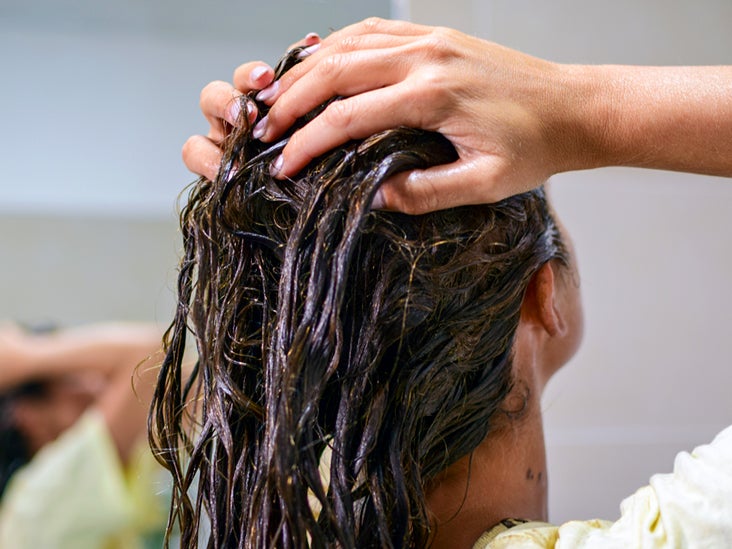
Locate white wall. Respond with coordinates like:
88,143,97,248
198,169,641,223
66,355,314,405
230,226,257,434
407,0,732,523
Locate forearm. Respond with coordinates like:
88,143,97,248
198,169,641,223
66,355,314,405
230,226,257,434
557,64,732,176
0,323,162,390
99,343,164,464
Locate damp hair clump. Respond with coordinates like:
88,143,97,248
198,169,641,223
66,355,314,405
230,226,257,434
0,382,46,497
150,48,567,548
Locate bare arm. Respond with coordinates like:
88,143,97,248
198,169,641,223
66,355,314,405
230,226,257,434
566,64,732,176
0,323,161,390
96,340,164,464
0,322,163,463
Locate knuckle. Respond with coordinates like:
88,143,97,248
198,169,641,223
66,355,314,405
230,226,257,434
421,35,450,58
232,65,249,88
199,80,227,107
337,34,362,52
400,199,428,216
322,99,355,129
432,25,457,40
416,29,459,62
408,192,435,215
383,186,423,216
421,188,440,214
361,17,385,32
181,136,199,163
232,61,265,87
398,202,420,215
286,130,314,166
415,68,446,91
199,82,216,105
408,178,440,215
266,102,294,133
319,52,348,80
410,69,450,111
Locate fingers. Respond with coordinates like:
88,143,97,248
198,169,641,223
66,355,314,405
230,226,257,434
182,135,223,181
233,31,322,92
261,49,411,145
256,30,423,118
193,74,261,181
273,82,425,178
186,22,439,184
233,61,275,95
186,34,324,181
374,156,514,214
289,18,428,88
250,21,433,133
323,17,430,43
286,31,321,52
236,21,441,166
277,17,428,88
200,81,248,142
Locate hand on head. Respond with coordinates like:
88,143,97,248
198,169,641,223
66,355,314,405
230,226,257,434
183,18,732,214
182,18,588,214
182,32,320,191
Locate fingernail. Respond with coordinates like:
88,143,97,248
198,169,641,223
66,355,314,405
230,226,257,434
245,100,257,123
371,188,385,210
304,32,320,44
226,100,241,126
255,81,280,102
252,115,268,140
250,65,271,83
296,43,321,59
270,154,284,177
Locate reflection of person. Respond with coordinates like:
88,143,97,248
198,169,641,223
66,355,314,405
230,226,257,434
0,323,169,548
184,18,732,214
174,20,732,548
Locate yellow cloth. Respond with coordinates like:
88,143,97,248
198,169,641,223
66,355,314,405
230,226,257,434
0,409,169,549
475,425,732,548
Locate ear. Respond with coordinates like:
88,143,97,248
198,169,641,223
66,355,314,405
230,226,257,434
521,262,566,338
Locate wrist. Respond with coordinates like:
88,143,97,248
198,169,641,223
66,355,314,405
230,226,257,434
544,63,620,175
547,65,732,177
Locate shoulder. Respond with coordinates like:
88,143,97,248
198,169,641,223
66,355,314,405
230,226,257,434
475,425,732,549
0,410,157,547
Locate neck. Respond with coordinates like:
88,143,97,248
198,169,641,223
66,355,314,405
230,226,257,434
425,390,548,549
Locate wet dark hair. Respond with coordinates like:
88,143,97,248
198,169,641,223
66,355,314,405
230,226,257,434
150,49,567,548
0,381,49,497
0,324,59,497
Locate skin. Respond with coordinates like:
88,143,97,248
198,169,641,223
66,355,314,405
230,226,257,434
426,214,583,548
10,374,101,455
1,323,163,463
178,17,729,544
183,18,732,214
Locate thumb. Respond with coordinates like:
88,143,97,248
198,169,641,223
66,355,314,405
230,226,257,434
373,156,513,214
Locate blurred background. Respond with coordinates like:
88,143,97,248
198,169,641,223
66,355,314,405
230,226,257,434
2,0,731,526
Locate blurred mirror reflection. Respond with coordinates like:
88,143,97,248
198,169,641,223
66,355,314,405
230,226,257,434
0,1,388,545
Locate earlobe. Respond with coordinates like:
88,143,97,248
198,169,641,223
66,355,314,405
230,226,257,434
523,262,566,338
